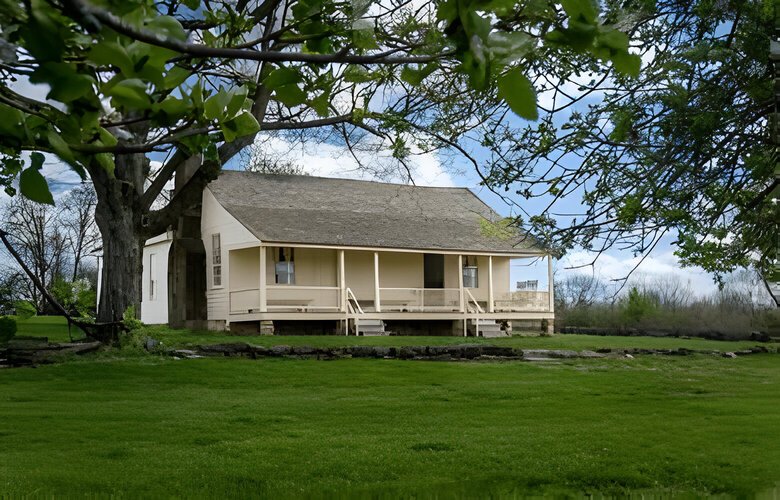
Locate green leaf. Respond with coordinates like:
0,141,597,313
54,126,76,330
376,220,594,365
30,62,95,103
162,66,191,90
46,130,77,167
0,103,25,139
291,0,322,20
352,28,379,50
106,78,151,110
343,65,375,83
489,32,533,63
274,84,307,107
611,51,641,77
498,68,537,121
204,93,225,121
19,6,65,62
263,67,303,90
479,0,516,15
400,64,436,86
598,29,629,51
89,41,133,75
19,152,54,205
560,0,598,23
437,0,458,22
154,96,190,124
226,86,249,118
220,112,261,142
564,21,598,51
146,16,187,41
94,153,115,176
128,44,178,86
182,0,199,9
97,127,118,147
309,92,330,117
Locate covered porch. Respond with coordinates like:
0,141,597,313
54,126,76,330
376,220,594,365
225,243,554,328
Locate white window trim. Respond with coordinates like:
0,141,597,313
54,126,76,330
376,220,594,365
148,253,157,301
212,233,223,289
463,265,479,289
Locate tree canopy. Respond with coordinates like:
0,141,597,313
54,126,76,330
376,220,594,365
0,0,640,323
482,0,776,284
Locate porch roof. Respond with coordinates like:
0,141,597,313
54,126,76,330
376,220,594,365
208,171,545,254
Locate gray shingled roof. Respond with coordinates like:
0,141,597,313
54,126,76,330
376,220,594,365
207,171,544,254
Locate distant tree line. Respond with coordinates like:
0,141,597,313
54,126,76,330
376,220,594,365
0,184,100,317
554,271,775,339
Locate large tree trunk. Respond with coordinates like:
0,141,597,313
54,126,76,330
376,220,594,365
91,143,148,323
94,191,144,323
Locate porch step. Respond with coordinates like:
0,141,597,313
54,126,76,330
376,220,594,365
468,319,508,338
356,319,386,336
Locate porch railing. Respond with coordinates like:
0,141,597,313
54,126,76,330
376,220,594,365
229,287,260,314
229,285,340,313
267,285,340,311
493,291,550,312
378,288,461,312
229,287,551,314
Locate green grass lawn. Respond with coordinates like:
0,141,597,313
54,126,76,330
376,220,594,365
12,315,80,341
1,353,779,497
13,316,770,352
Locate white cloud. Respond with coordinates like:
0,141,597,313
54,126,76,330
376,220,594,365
249,134,455,187
558,248,719,297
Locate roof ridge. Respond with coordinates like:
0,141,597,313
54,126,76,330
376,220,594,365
218,169,474,191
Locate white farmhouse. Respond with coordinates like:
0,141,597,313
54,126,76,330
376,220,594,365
141,171,554,336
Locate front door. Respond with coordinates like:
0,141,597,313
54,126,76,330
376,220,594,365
424,254,444,288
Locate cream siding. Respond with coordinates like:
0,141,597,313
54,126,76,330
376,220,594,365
201,187,260,321
378,252,423,288
264,247,337,286
344,250,375,301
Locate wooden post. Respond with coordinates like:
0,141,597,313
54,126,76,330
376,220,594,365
374,251,381,312
338,249,346,312
487,255,494,313
259,245,267,312
548,254,554,313
458,254,464,312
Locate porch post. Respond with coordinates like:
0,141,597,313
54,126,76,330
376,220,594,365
548,254,554,313
338,249,346,312
259,245,267,312
374,251,381,312
487,255,494,313
458,254,464,312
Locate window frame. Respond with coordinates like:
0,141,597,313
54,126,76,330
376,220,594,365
212,233,223,288
275,261,295,285
463,265,479,288
148,253,156,301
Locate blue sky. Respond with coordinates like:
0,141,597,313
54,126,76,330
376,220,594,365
2,72,726,298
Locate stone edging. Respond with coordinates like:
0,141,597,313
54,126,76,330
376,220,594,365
170,343,775,361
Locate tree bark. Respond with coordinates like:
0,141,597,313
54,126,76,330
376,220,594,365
94,191,144,323
90,124,149,323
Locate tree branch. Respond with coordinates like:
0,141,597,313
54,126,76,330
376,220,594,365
70,0,452,65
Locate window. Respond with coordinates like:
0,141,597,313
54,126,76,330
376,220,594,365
463,256,478,288
148,253,156,301
212,233,222,287
275,247,295,284
275,262,295,284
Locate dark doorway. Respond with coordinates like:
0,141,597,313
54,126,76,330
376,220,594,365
424,254,444,288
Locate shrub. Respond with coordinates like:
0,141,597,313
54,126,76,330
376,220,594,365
122,305,143,331
0,316,17,343
620,287,657,325
52,278,97,317
14,300,36,320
